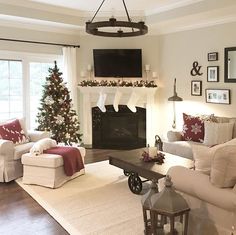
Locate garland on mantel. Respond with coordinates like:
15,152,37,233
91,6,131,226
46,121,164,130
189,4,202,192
78,79,157,88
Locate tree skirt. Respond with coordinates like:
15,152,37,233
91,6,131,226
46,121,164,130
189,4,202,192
16,161,145,235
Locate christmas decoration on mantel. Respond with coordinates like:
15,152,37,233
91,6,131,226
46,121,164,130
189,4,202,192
36,61,82,145
78,79,157,88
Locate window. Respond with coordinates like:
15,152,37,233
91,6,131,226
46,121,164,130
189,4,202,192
0,60,23,121
0,52,62,129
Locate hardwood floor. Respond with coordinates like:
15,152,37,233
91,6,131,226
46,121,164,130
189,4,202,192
0,149,122,235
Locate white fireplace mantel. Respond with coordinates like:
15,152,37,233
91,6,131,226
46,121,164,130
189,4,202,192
78,86,158,147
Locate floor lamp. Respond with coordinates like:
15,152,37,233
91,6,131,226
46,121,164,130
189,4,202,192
168,78,183,129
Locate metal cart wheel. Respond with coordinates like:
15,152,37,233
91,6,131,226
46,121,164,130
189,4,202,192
128,173,142,194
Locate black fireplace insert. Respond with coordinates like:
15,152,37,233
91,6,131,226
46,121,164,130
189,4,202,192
92,105,146,149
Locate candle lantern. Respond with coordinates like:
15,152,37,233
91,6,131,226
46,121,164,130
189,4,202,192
150,175,190,235
141,180,159,235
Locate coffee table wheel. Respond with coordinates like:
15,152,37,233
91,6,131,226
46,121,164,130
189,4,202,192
128,174,142,194
123,170,131,177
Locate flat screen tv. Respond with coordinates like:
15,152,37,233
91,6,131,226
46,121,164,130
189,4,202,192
93,49,142,78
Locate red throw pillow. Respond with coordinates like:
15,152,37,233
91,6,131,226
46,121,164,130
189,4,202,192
0,119,29,144
182,113,204,142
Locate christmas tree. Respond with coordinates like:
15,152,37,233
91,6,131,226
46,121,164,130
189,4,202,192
36,61,82,145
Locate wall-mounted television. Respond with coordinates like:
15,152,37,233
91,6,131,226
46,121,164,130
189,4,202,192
93,49,142,78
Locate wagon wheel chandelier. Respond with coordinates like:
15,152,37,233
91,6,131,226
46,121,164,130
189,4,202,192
86,0,148,37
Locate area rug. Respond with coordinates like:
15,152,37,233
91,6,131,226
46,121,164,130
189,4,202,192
16,161,145,235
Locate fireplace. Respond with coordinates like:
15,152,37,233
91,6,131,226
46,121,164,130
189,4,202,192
78,86,158,147
92,105,146,149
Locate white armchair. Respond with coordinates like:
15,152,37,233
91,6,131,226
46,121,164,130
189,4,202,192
0,120,50,182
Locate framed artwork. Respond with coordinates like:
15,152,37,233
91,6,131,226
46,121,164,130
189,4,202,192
207,66,219,82
224,47,236,83
191,80,202,96
205,89,230,104
208,52,218,61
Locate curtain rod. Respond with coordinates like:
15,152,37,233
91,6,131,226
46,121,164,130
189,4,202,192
0,38,80,48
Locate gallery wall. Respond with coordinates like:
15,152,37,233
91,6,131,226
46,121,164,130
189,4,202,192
158,21,236,138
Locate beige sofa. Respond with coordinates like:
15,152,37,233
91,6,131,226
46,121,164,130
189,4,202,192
165,165,236,235
0,119,50,182
161,115,236,234
163,116,236,159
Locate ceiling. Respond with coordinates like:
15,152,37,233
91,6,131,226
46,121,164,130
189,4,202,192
0,0,236,35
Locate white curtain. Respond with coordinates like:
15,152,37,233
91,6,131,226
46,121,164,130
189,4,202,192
62,47,78,111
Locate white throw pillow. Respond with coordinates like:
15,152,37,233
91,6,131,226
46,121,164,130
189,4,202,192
203,122,234,146
192,138,236,175
210,145,236,188
233,184,236,193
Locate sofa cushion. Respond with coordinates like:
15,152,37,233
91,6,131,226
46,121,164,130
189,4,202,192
233,184,236,193
215,117,236,139
210,145,236,188
203,122,234,146
167,131,183,142
22,153,64,168
0,119,29,145
166,166,236,211
14,142,34,160
182,113,204,142
192,138,236,175
163,140,202,159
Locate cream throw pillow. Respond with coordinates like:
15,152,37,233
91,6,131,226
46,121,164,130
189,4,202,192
192,138,236,175
210,145,236,188
233,184,236,193
203,122,234,146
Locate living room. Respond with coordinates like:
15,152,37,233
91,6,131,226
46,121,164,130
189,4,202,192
1,0,236,234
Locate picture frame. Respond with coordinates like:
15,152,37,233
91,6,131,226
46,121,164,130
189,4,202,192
191,80,202,96
205,89,230,104
207,66,219,82
208,52,218,61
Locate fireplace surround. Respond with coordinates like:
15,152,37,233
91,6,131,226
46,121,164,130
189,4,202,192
78,86,158,147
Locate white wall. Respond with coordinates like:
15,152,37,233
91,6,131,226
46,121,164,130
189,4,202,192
158,22,236,138
77,35,160,81
0,25,80,55
2,21,236,141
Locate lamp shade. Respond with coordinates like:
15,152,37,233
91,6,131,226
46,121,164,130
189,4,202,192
168,78,183,102
168,95,183,102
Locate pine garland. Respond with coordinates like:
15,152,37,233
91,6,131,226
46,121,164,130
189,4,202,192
36,61,82,145
78,79,157,88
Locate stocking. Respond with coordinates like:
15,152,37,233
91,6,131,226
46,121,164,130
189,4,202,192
113,89,122,112
97,91,107,112
127,90,140,112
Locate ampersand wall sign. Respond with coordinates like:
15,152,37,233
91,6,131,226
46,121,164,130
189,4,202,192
190,61,203,76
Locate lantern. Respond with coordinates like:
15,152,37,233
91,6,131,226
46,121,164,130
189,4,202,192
141,180,159,235
150,175,190,235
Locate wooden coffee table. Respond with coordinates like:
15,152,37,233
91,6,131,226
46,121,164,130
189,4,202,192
109,147,193,194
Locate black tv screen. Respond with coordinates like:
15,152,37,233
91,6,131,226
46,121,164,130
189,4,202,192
93,49,142,78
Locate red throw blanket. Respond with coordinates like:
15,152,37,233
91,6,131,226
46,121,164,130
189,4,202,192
44,146,84,176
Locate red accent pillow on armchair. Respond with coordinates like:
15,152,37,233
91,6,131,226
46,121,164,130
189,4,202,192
182,113,204,142
0,119,29,145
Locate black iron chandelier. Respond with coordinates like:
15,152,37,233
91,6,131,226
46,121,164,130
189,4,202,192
86,0,148,37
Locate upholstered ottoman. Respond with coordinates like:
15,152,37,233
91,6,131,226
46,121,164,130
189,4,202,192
21,147,85,188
